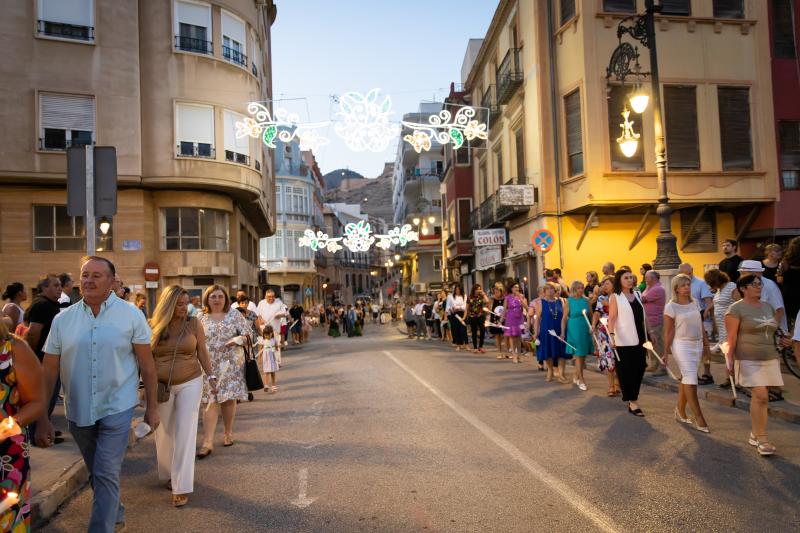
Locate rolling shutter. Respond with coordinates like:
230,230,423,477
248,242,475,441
664,86,699,170
773,0,796,58
40,93,95,131
713,0,744,19
175,0,210,28
177,103,214,144
564,90,583,177
39,0,93,26
224,110,249,155
221,10,246,47
718,86,752,171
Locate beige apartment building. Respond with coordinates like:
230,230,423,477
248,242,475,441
465,0,778,287
0,0,277,305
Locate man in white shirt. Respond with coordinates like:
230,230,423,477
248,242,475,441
413,299,426,339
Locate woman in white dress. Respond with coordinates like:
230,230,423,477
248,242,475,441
663,274,710,432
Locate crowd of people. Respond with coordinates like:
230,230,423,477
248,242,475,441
0,257,333,531
0,237,797,530
399,237,800,456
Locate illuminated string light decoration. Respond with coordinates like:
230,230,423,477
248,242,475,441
236,103,330,150
401,106,488,153
298,223,419,254
374,224,419,250
334,89,399,152
298,229,343,253
342,220,375,252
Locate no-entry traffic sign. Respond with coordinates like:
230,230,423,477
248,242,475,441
532,229,554,253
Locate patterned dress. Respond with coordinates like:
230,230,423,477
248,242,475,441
0,336,30,532
198,309,249,404
594,295,616,372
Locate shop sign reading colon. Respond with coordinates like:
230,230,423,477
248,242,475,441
473,229,506,247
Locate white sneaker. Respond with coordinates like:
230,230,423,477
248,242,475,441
577,381,588,391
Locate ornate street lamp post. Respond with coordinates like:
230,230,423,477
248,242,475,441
606,0,681,270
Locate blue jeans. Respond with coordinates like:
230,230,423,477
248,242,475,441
69,407,134,532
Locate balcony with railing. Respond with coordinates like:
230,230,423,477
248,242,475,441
496,48,523,104
174,35,212,54
222,46,247,67
481,85,501,129
38,20,94,41
470,206,482,230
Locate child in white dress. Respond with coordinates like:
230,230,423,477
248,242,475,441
258,325,279,393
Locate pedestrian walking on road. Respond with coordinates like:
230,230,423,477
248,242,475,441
256,290,288,364
2,282,26,328
565,281,593,390
467,284,489,353
725,274,782,456
0,309,45,531
608,269,648,416
704,269,737,350
488,285,506,356
502,281,528,364
447,285,468,351
37,256,160,532
532,283,566,379
641,270,666,375
663,274,710,433
327,307,341,338
584,271,599,307
257,325,279,393
197,285,249,456
150,285,217,507
593,276,620,396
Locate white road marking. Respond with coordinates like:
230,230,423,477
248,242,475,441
290,468,317,509
383,350,619,533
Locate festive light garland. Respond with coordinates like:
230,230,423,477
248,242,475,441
401,106,488,153
235,103,331,151
334,89,399,152
298,223,418,254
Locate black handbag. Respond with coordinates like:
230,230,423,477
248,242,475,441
242,334,264,391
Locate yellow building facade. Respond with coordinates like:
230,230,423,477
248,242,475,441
465,0,777,288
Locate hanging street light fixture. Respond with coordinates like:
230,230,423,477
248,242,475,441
605,0,680,270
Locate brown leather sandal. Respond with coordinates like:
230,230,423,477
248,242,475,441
172,494,188,507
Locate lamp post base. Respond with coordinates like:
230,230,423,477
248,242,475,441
653,231,681,271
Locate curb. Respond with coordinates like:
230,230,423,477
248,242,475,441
31,416,147,528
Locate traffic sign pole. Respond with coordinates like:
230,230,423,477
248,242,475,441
85,145,96,256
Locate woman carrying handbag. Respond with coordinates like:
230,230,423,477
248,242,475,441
150,286,217,507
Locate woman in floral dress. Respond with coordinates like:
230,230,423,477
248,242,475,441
0,317,44,532
592,276,621,396
196,286,249,457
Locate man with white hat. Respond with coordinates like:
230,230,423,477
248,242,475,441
738,260,787,332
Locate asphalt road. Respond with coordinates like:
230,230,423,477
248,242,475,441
43,324,800,532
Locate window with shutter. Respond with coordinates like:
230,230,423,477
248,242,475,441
39,93,95,151
607,85,644,170
603,0,636,13
221,10,247,67
680,208,717,252
718,87,753,171
560,0,576,26
663,86,700,170
224,110,250,164
713,0,744,18
176,103,214,158
564,90,584,177
514,128,526,181
779,121,800,190
174,1,212,53
37,0,94,41
660,0,691,16
773,0,796,59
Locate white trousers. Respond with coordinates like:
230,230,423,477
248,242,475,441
155,375,203,495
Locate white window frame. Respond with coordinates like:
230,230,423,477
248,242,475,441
37,0,95,42
221,9,247,68
39,93,96,151
173,0,212,53
175,102,215,158
433,256,443,272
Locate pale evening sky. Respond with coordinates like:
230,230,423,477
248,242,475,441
271,0,498,178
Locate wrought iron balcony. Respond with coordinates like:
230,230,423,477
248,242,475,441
222,46,247,67
478,194,498,228
174,35,212,54
38,20,94,41
470,206,482,230
496,48,523,104
481,85,502,129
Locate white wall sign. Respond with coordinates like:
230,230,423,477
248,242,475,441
498,185,536,206
476,245,502,270
474,228,507,247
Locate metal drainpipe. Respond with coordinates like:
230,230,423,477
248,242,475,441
546,0,565,270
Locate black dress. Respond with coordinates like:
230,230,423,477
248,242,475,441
488,297,504,335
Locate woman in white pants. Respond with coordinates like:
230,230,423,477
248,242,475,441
663,274,709,432
150,286,217,507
